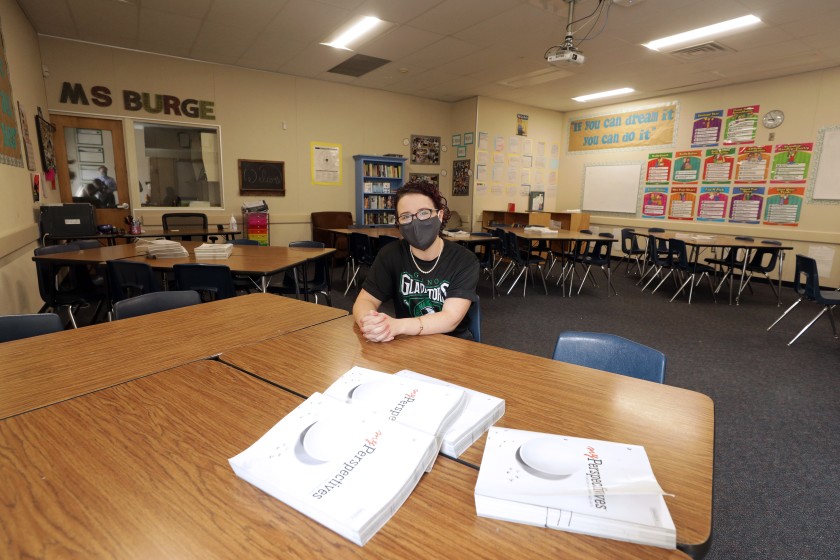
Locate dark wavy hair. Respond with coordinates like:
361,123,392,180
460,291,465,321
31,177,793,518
395,180,450,231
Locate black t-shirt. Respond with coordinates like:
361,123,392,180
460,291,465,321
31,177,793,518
362,238,479,338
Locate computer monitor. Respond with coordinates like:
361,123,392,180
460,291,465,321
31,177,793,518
39,203,98,239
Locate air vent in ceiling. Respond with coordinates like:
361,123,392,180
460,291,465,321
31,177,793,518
667,41,734,60
328,54,390,77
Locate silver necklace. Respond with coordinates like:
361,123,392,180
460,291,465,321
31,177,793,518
410,239,444,274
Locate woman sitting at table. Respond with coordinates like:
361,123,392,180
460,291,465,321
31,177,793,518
353,180,479,342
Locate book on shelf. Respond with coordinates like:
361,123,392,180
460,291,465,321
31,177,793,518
394,370,505,458
322,366,467,469
229,392,438,546
474,428,676,549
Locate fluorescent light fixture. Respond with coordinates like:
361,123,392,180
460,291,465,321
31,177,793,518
322,16,384,50
643,15,761,51
572,87,635,103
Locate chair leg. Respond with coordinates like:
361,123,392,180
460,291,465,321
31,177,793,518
787,305,833,345
603,266,617,296
650,270,674,295
507,266,528,296
537,264,547,295
767,297,803,331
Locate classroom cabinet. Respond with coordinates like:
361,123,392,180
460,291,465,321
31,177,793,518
481,210,590,231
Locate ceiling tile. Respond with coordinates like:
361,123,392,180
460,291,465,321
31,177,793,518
140,0,214,19
357,25,443,61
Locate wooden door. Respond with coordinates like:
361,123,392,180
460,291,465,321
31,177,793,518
50,114,130,229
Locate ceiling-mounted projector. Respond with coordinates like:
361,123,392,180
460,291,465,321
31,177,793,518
545,45,585,65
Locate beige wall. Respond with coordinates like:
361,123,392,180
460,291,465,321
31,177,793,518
0,0,51,314
448,97,478,228
554,68,840,285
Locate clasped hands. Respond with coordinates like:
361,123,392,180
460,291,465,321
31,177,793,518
358,310,398,343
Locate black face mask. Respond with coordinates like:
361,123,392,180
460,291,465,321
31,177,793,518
400,216,441,250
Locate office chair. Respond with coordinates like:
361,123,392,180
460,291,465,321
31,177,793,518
344,232,375,296
0,313,64,343
173,263,236,301
767,255,840,345
268,241,332,305
552,331,666,383
162,212,208,241
113,290,202,320
34,243,106,328
668,238,717,304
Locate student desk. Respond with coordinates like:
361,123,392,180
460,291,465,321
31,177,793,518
219,316,714,558
0,360,691,559
0,293,346,420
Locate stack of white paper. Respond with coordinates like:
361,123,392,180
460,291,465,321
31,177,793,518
142,239,189,258
322,366,466,470
395,370,504,458
524,226,558,234
194,243,233,258
229,393,438,546
475,428,676,549
443,230,470,237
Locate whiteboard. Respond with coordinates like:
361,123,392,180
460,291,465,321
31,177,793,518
812,127,840,200
582,163,642,213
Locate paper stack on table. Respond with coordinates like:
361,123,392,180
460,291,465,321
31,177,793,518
524,226,558,234
140,239,189,258
194,243,233,258
443,230,470,237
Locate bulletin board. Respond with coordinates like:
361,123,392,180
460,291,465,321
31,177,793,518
810,126,840,201
581,163,642,213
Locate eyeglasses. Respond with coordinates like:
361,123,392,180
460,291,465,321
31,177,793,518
397,208,436,225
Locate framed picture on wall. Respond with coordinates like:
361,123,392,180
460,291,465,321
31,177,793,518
464,132,474,145
452,159,471,196
410,135,441,165
35,114,57,172
452,134,462,147
409,172,439,187
457,146,467,158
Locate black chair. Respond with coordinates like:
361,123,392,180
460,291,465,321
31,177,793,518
173,263,236,301
113,290,202,320
576,234,617,297
739,240,782,299
162,213,208,241
557,230,592,296
344,232,375,296
668,238,717,304
707,237,752,301
640,234,677,295
0,313,64,343
226,238,262,292
268,241,332,305
767,255,840,345
471,233,498,299
618,228,645,276
34,243,106,328
229,239,260,246
493,228,516,288
377,234,399,252
552,331,666,383
502,231,547,297
467,297,481,342
107,260,162,302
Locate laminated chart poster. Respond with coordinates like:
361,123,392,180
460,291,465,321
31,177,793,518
729,186,764,224
702,147,736,183
691,110,724,148
697,186,730,222
764,186,804,226
770,143,813,183
668,186,697,220
723,105,759,145
735,145,771,183
643,187,667,219
645,152,672,185
672,150,701,184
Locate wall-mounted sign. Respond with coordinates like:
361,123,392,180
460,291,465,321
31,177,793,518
59,82,215,120
568,103,677,152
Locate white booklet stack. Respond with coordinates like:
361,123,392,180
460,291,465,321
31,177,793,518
395,369,505,458
229,392,438,546
139,239,189,258
475,428,676,549
322,366,466,469
194,242,233,258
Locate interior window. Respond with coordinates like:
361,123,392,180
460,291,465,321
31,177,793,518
134,122,222,208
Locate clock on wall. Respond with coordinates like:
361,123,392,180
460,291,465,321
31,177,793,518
762,109,785,129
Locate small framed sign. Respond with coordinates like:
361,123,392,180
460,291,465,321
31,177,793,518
238,159,285,196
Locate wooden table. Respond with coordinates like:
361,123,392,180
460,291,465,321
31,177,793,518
0,360,690,559
219,316,714,557
45,227,240,246
0,293,346,420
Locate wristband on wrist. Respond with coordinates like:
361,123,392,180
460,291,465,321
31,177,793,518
417,316,423,335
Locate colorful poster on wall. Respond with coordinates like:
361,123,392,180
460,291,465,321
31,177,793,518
568,103,677,152
672,150,701,183
691,110,723,147
697,186,730,222
723,105,759,145
645,152,672,184
702,147,736,183
770,143,813,183
668,186,697,220
763,186,804,226
735,145,771,183
0,25,23,168
516,113,528,136
729,186,765,224
642,186,668,219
